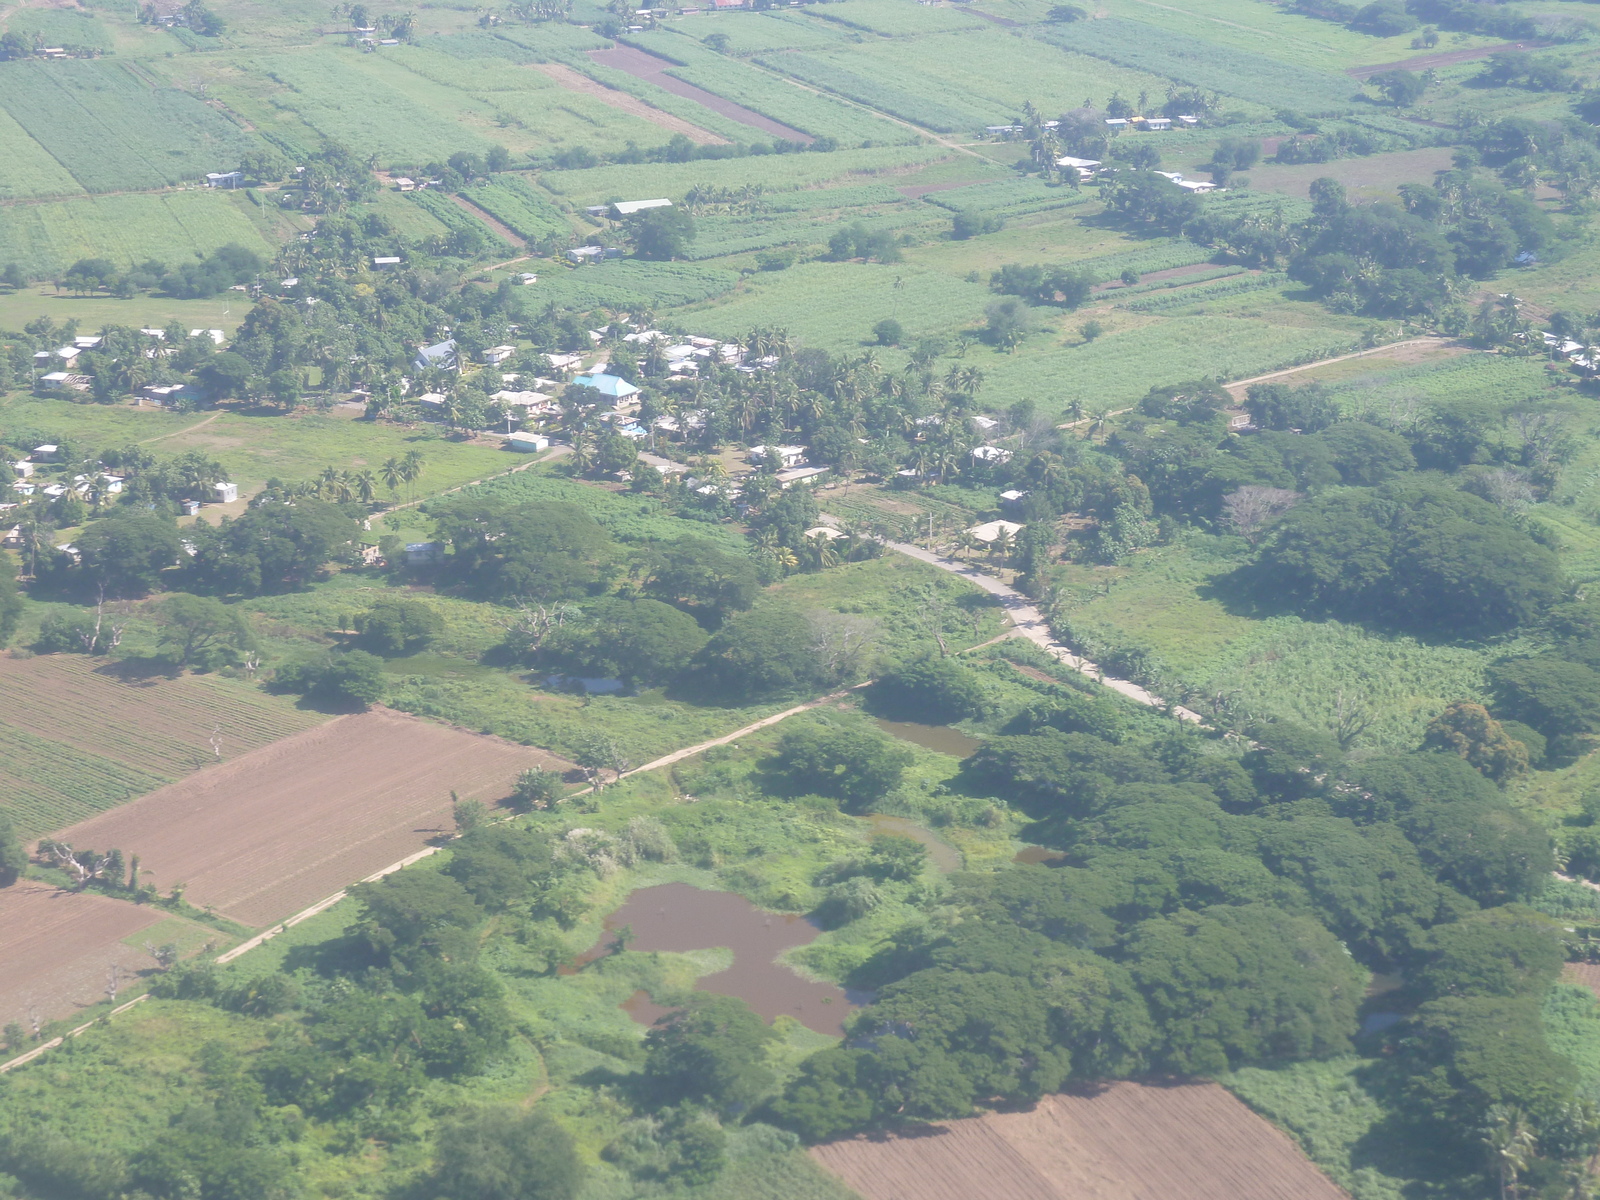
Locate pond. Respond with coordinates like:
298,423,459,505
582,883,871,1036
1013,846,1067,865
867,814,962,873
872,719,982,758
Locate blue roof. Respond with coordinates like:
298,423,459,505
572,372,639,398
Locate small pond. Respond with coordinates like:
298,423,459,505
867,814,962,873
872,719,982,758
582,883,871,1036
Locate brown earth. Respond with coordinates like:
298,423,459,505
450,193,525,247
586,45,813,144
47,708,575,927
0,652,325,780
812,1081,1349,1200
1347,41,1551,79
1244,146,1456,201
530,61,729,146
0,882,166,1030
1566,962,1600,999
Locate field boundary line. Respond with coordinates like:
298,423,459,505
1223,336,1455,394
0,993,148,1075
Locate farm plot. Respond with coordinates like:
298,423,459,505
756,51,992,133
0,190,275,280
1033,19,1352,114
0,727,168,843
0,60,261,194
806,0,990,36
516,259,738,312
811,1081,1348,1200
49,709,575,928
0,653,323,781
0,883,169,1033
0,108,84,201
466,176,573,243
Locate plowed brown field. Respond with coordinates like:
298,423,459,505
812,1081,1349,1200
1566,962,1600,998
0,882,166,1030
49,708,574,927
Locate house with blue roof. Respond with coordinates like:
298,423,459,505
571,372,640,403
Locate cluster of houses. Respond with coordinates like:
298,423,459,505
987,114,1199,137
1542,330,1600,371
1050,160,1217,191
34,329,226,402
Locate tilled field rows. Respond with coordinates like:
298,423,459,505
51,708,575,927
812,1082,1350,1200
0,653,324,778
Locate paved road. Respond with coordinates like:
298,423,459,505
881,538,1205,723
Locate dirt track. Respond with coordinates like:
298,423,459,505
1347,41,1550,79
0,882,166,1030
48,709,574,927
812,1082,1349,1200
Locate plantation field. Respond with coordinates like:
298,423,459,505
467,176,573,243
0,653,323,783
806,0,990,37
534,142,950,206
756,50,994,133
0,724,168,843
2,8,116,53
626,32,919,145
0,60,261,194
812,1082,1347,1200
1032,18,1348,114
0,108,84,202
51,708,571,927
666,10,850,55
0,288,251,339
0,191,275,280
802,30,1188,125
1244,147,1457,202
513,258,739,311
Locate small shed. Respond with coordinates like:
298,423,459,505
971,445,1013,464
505,432,550,453
482,345,517,366
205,171,244,189
213,481,239,504
967,519,1024,544
31,445,60,462
610,198,673,217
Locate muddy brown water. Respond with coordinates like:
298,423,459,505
586,46,814,144
872,718,981,758
581,882,870,1036
867,813,962,873
1013,845,1067,865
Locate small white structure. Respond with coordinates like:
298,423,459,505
567,246,605,263
1139,117,1172,130
11,461,34,478
776,466,829,488
31,445,59,462
73,335,103,349
189,328,226,345
968,519,1024,544
1055,155,1102,179
516,272,538,285
179,499,201,516
1105,117,1129,128
999,488,1029,506
493,389,554,409
213,481,239,504
610,198,672,217
504,432,550,453
417,392,446,408
373,256,403,267
971,445,1013,464
205,171,244,188
482,345,517,366
749,444,807,468
393,177,417,191
802,525,846,540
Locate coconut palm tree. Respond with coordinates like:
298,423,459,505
1481,1106,1537,1200
381,457,404,496
354,470,377,506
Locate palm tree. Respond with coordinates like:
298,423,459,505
569,427,594,474
401,450,425,500
317,465,342,498
354,470,377,505
1481,1106,1537,1200
381,457,404,496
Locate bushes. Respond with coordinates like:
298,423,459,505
869,655,986,723
769,715,913,809
275,650,386,709
354,598,444,655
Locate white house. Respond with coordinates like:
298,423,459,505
31,445,59,462
504,432,550,453
971,445,1013,464
1055,155,1102,179
189,329,226,345
493,389,554,410
749,444,807,468
413,339,458,371
516,272,538,285
73,335,103,349
205,171,244,188
775,466,829,488
213,481,239,504
373,256,403,267
12,461,34,478
1139,117,1173,131
393,177,417,191
482,345,517,366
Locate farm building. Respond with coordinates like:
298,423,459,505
504,432,550,453
517,272,538,285
609,198,673,217
749,445,808,468
571,372,640,402
776,466,829,488
413,339,458,371
373,256,402,268
972,446,1013,464
205,171,243,188
482,345,517,367
31,445,60,462
213,482,239,504
393,178,417,191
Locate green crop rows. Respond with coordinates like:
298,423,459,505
1120,272,1289,312
467,176,572,243
0,725,170,839
0,107,83,201
0,60,262,193
514,260,739,312
1033,18,1355,113
756,51,991,133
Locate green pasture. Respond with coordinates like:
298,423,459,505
756,50,993,133
0,191,276,280
805,0,990,37
0,107,85,202
512,259,739,312
669,10,851,54
0,286,256,337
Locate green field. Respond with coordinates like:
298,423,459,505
0,190,276,279
0,107,85,201
0,724,170,837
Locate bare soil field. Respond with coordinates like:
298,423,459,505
0,652,324,778
1244,147,1456,201
47,709,575,927
812,1081,1349,1200
530,62,729,145
0,653,326,835
1347,42,1549,79
0,882,168,1030
586,46,813,143
1566,962,1600,999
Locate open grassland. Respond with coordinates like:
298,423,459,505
0,191,275,281
1243,147,1458,202
51,708,572,927
812,1082,1347,1200
665,10,851,55
0,882,170,1031
805,0,990,37
0,60,261,194
756,50,994,133
513,258,739,311
0,288,253,336
1,9,116,52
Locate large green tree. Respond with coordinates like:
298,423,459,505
431,1108,583,1200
